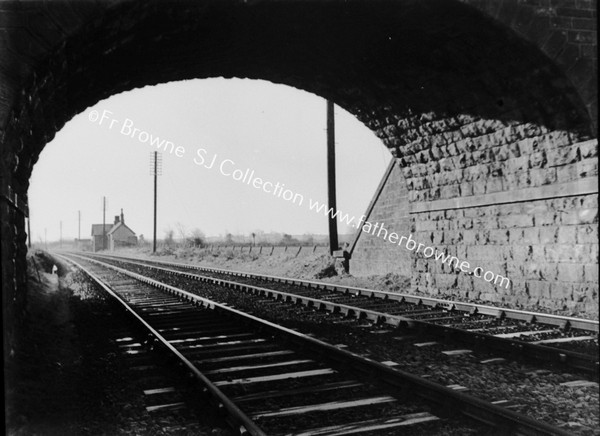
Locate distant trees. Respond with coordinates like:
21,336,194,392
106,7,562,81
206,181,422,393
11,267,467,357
280,233,301,246
190,228,205,247
302,233,314,245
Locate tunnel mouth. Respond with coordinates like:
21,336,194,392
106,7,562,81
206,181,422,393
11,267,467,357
1,0,597,358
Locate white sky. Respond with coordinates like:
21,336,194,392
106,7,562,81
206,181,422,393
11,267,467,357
29,78,392,243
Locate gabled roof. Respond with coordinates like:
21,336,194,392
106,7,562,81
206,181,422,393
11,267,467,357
107,221,136,236
91,224,112,236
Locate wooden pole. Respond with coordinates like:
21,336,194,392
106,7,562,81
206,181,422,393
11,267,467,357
102,196,106,250
153,151,158,253
327,100,338,255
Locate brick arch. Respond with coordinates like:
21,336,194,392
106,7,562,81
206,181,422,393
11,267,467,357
4,0,595,187
1,0,598,351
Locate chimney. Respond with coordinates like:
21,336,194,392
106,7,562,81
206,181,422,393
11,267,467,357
121,208,125,224
114,215,119,225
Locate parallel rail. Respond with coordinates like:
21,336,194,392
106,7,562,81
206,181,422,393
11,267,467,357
88,252,599,333
80,252,599,375
58,254,265,435
59,252,577,436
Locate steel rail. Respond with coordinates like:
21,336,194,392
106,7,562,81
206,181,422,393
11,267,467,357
57,254,267,436
80,253,599,374
64,252,578,436
87,252,599,333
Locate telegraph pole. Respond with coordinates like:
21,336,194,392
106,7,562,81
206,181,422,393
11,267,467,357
102,196,106,250
327,100,338,255
150,152,162,253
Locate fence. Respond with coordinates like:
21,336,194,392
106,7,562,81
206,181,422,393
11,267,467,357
200,245,330,258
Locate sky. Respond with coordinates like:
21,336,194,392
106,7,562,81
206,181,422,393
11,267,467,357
29,78,392,243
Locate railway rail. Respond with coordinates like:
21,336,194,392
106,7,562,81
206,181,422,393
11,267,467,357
80,252,599,375
59,252,578,436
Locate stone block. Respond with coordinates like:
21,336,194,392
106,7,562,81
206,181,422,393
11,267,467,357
472,218,489,230
556,162,580,182
522,201,550,215
488,229,509,244
517,138,535,155
506,261,521,277
511,245,532,262
434,273,458,289
462,230,476,244
529,150,547,169
547,146,579,167
498,214,534,228
560,208,596,225
416,220,437,231
467,245,496,261
579,140,598,158
532,245,546,262
584,264,599,283
527,281,551,299
524,261,543,280
534,213,557,226
473,278,495,294
539,226,558,244
541,263,558,281
581,194,598,209
577,224,598,244
473,180,486,195
529,167,557,185
522,227,540,244
557,263,585,282
557,226,577,244
516,171,532,188
546,244,589,263
508,228,524,243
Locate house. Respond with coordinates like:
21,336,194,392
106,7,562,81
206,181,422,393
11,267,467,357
90,209,137,252
107,209,137,250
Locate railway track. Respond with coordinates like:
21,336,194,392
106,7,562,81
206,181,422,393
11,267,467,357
58,252,577,436
80,252,599,375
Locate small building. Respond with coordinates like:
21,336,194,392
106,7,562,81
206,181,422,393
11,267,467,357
91,209,137,252
91,224,112,252
107,209,137,250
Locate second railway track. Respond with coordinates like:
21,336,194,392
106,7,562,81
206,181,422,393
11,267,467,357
58,252,581,436
80,252,599,375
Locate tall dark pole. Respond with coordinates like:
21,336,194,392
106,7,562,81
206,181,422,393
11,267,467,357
327,100,339,255
102,196,106,250
153,151,158,253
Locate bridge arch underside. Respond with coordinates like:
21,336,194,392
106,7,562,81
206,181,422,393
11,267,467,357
1,0,598,346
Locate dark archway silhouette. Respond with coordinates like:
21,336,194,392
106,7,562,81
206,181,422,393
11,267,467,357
1,0,597,352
